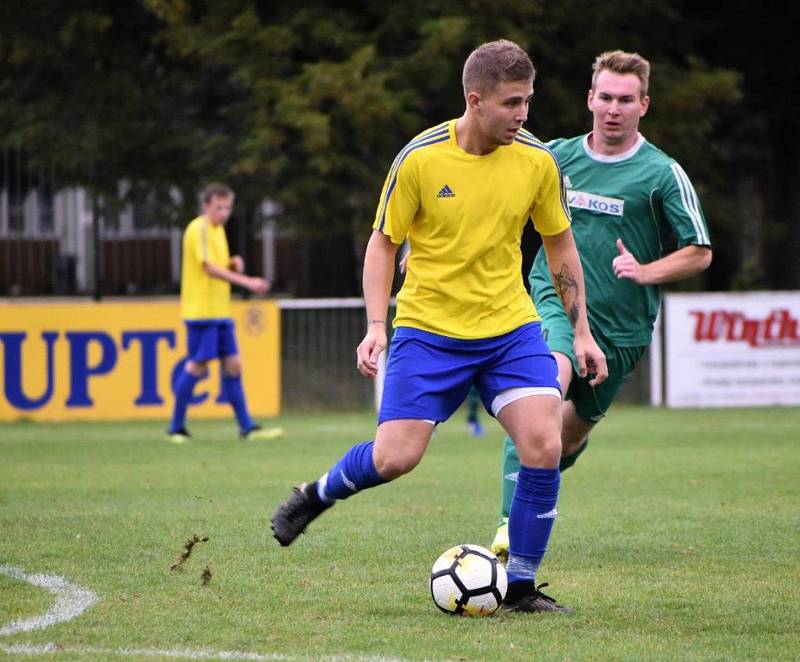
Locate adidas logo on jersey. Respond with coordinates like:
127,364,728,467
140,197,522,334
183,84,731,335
563,176,573,188
436,184,455,198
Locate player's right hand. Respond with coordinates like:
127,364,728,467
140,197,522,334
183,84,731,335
248,277,270,294
574,331,608,387
356,327,387,378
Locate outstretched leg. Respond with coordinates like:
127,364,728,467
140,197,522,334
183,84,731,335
271,419,434,546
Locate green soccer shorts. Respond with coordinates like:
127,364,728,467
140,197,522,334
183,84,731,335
533,284,645,424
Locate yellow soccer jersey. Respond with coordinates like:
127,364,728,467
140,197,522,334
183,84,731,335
180,215,231,320
373,120,571,339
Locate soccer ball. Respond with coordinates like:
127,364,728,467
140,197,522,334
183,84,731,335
429,544,507,616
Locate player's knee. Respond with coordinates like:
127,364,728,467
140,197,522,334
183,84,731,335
539,433,563,461
222,355,241,377
374,449,422,480
185,361,208,377
515,428,562,466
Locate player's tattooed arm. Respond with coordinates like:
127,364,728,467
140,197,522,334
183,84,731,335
541,227,608,385
552,263,580,327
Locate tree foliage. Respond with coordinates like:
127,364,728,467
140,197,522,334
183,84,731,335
5,1,789,291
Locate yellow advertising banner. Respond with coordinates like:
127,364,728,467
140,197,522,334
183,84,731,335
0,300,280,421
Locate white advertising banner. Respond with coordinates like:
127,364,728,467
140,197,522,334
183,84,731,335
664,291,800,408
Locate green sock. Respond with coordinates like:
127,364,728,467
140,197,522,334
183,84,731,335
498,434,520,523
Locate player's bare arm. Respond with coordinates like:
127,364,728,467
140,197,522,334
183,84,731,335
613,239,712,285
552,262,580,326
356,230,399,378
541,229,588,331
202,261,269,294
542,228,608,386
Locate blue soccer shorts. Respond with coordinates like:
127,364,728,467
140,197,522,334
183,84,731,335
185,319,239,363
378,322,560,425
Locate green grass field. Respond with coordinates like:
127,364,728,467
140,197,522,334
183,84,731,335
1,407,799,661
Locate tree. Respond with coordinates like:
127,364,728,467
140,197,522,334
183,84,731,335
683,1,800,290
1,0,746,294
0,2,200,222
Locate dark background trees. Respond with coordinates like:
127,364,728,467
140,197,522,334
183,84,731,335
1,0,796,295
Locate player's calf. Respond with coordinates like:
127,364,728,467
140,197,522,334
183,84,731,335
559,438,589,471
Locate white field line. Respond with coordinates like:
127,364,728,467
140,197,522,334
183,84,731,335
0,565,99,636
0,565,429,662
0,643,413,661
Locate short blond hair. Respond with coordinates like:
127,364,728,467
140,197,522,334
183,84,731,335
462,39,535,96
591,50,650,98
201,182,234,203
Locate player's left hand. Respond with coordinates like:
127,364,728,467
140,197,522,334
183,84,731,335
247,276,270,295
612,238,649,284
399,251,410,274
574,331,608,387
230,255,245,273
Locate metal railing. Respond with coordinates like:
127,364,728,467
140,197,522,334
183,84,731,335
277,299,650,412
279,299,395,412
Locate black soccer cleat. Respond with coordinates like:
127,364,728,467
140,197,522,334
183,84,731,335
271,482,331,546
502,581,574,614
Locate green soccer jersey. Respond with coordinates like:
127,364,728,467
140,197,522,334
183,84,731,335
530,134,711,346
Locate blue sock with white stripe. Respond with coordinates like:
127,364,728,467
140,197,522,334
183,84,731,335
222,375,255,434
169,370,199,433
506,465,560,584
317,441,387,504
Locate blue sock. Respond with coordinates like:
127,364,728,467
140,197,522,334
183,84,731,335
317,441,387,503
222,375,255,433
170,370,200,433
506,465,560,585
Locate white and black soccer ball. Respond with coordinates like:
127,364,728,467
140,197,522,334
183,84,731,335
430,544,507,616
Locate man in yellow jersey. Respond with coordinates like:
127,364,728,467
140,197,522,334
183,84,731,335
271,40,607,613
166,182,283,443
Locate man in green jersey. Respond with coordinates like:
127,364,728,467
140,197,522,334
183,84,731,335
491,50,713,559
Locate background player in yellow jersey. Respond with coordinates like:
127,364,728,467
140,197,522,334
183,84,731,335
166,182,283,443
272,40,607,613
